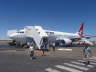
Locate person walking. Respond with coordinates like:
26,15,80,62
83,42,92,65
52,42,55,51
29,43,36,59
40,37,48,56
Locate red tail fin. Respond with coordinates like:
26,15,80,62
77,23,84,37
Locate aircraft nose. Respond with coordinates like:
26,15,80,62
9,33,17,38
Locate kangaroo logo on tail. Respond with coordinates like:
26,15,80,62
77,23,84,38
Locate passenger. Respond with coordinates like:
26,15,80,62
83,42,92,65
41,37,48,56
52,42,55,51
41,44,45,56
29,43,36,59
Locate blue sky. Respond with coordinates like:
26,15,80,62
0,0,96,40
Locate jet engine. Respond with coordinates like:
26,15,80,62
63,38,72,44
55,38,72,46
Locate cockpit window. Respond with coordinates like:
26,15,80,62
46,31,54,35
17,31,24,33
20,32,24,33
50,32,54,34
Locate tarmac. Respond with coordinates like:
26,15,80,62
0,41,96,72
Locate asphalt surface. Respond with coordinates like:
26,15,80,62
0,41,96,72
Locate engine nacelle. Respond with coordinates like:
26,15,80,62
55,38,72,46
63,38,72,44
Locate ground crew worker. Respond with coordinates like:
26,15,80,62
83,43,92,65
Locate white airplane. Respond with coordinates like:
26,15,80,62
7,23,93,49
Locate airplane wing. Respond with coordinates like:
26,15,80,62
83,35,96,39
80,38,94,45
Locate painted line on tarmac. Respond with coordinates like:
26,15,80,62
45,68,61,72
55,65,82,72
71,61,94,68
57,48,72,51
64,63,89,71
90,56,96,60
78,60,96,65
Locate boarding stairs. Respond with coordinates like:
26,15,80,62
25,26,48,49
